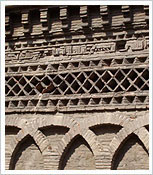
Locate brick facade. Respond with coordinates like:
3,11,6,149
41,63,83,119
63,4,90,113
5,5,149,170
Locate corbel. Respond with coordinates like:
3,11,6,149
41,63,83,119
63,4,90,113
60,6,69,31
100,5,110,27
121,5,131,24
5,14,11,36
144,5,149,24
21,10,30,34
40,8,49,33
80,6,89,28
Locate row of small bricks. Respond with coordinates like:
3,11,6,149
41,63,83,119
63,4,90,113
5,93,149,109
5,54,149,72
5,31,149,51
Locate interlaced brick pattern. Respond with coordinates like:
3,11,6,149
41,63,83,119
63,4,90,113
6,66,149,96
5,5,149,170
5,67,149,107
5,5,149,112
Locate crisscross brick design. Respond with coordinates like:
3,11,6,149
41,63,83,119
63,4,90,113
5,5,149,170
5,66,149,110
5,67,149,96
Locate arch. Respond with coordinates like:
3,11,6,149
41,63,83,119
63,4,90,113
6,114,149,170
8,115,79,169
59,135,96,170
81,129,103,156
5,126,21,170
84,113,149,130
6,115,79,131
111,133,149,170
85,114,127,128
39,125,70,170
109,115,149,158
57,126,102,156
134,126,149,151
9,127,54,170
36,115,79,130
5,116,25,129
9,128,51,155
56,124,103,169
9,135,44,170
9,129,28,154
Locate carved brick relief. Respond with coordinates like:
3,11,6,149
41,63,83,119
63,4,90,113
5,5,149,170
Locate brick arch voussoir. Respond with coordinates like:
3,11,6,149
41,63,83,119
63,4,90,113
9,126,53,170
9,129,27,155
109,115,149,158
81,129,103,156
57,125,102,159
36,115,79,130
9,122,51,159
134,126,149,151
86,114,127,129
5,116,27,129
32,129,52,153
7,115,79,155
57,126,103,170
8,115,79,170
57,126,80,156
8,129,28,170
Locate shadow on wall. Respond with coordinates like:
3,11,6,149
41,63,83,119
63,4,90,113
9,135,44,170
112,134,149,170
59,135,95,170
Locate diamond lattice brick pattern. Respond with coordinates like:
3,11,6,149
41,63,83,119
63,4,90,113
5,68,149,97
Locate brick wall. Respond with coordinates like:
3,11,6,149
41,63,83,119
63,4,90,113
112,134,149,170
13,136,44,170
5,110,149,170
5,5,149,170
60,136,95,170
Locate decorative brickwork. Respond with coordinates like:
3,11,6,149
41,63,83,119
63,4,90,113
5,5,149,170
